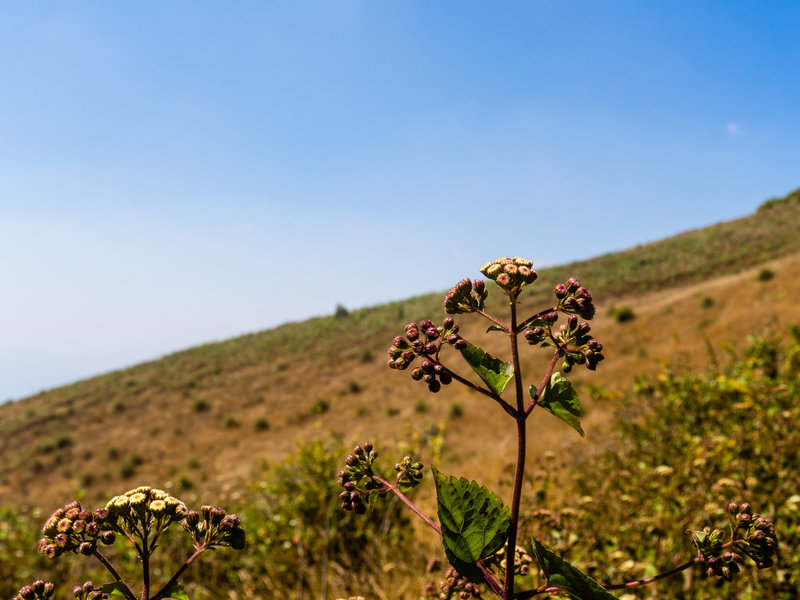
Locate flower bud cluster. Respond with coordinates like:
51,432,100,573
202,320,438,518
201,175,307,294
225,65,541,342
394,455,424,490
105,486,187,538
72,581,108,600
480,257,538,299
388,317,465,393
181,505,246,550
693,527,742,581
338,442,380,514
522,311,559,346
38,500,116,560
497,545,533,577
554,278,596,320
436,567,483,599
729,502,778,569
443,279,488,314
551,315,604,372
13,581,55,600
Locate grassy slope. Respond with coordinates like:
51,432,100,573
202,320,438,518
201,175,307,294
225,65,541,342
1,191,799,511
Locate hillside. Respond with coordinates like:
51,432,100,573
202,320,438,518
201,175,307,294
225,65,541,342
1,189,800,512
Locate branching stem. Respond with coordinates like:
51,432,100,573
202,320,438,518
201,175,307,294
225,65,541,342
524,351,562,416
446,369,517,417
150,546,207,600
373,476,440,535
504,298,527,600
92,550,137,600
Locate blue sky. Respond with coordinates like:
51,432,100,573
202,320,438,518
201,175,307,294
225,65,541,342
1,1,799,402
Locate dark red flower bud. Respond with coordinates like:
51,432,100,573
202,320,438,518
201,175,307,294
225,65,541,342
79,541,94,555
100,530,116,545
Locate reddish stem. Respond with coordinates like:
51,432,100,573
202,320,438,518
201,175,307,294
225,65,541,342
374,476,505,596
150,546,206,600
514,556,703,599
447,369,518,417
93,550,137,600
474,308,511,333
524,351,562,416
373,476,441,535
503,299,527,600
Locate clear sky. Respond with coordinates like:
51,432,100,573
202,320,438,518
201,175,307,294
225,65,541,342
1,1,799,402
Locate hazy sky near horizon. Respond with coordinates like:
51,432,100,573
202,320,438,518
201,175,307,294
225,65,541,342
1,1,799,402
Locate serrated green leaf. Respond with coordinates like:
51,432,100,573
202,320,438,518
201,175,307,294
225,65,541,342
442,546,486,583
532,537,617,600
160,581,189,600
433,466,510,583
532,372,584,437
688,529,708,546
99,582,129,600
459,342,513,395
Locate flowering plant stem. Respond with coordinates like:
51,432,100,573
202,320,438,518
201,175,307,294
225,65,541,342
341,256,779,600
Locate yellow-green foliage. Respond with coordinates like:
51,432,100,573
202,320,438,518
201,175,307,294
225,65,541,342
215,437,421,599
523,328,800,599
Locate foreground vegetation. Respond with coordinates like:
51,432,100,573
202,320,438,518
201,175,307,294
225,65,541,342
5,329,798,599
3,189,800,598
5,301,798,598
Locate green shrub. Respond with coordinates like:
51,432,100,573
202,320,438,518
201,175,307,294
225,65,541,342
312,398,330,414
36,433,72,454
119,453,144,479
254,417,270,431
757,267,775,281
609,305,636,323
522,330,800,599
448,403,464,419
192,397,210,412
229,438,419,598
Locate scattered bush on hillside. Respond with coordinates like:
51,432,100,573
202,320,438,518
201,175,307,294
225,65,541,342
336,256,778,600
609,305,636,323
312,398,330,414
757,267,775,281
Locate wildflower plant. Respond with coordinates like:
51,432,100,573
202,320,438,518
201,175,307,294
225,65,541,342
339,257,778,599
14,486,245,600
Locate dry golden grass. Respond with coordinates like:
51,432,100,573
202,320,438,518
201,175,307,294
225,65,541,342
2,196,800,516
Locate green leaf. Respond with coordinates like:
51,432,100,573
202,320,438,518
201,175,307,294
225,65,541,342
99,582,130,600
486,324,506,333
459,341,514,395
532,372,585,437
432,466,510,583
532,537,617,600
160,581,189,600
